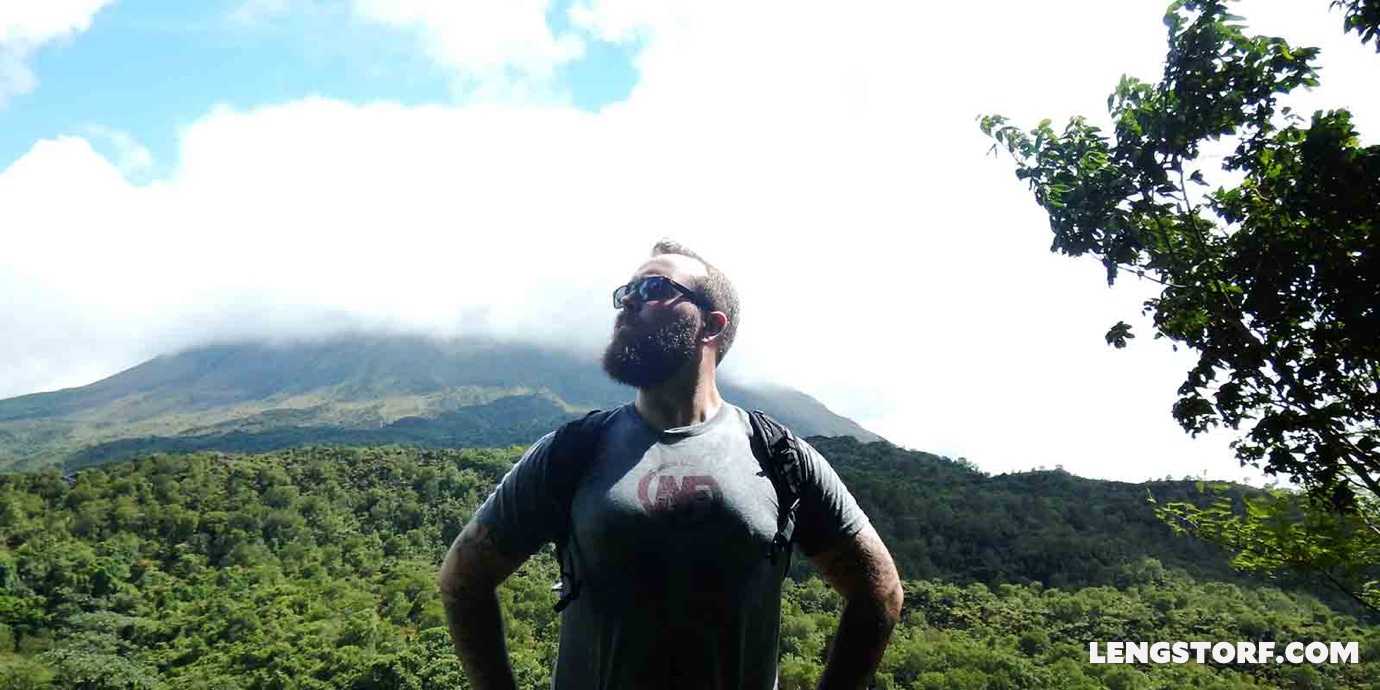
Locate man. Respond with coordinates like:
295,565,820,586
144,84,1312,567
438,241,903,690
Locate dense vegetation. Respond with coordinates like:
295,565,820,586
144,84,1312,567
2,444,1377,688
807,437,1257,590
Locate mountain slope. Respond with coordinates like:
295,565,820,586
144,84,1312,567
0,334,882,471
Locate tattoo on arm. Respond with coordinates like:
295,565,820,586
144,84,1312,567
438,521,528,690
809,525,904,690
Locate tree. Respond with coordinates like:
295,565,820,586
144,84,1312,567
1335,0,1380,49
980,0,1379,611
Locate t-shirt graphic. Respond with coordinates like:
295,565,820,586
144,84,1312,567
637,465,723,526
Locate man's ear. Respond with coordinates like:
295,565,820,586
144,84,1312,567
702,311,729,341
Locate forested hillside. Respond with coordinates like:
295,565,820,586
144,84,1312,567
1,444,1376,688
809,437,1263,589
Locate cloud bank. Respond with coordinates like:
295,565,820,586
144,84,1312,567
3,0,1376,484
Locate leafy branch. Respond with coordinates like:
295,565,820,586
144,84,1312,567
982,0,1380,609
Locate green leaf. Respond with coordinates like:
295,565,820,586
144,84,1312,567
1104,321,1136,349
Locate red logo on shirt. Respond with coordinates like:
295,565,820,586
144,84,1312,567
637,472,723,516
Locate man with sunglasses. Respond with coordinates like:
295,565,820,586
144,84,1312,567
440,241,902,690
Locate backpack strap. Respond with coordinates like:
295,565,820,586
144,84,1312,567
748,409,806,565
548,408,616,612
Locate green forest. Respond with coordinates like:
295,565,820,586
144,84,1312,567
2,442,1376,689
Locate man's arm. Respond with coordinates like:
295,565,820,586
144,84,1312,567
808,523,903,690
438,519,530,690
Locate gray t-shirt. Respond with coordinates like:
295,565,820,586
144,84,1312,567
473,402,870,690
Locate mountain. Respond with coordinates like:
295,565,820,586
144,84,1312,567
0,334,882,472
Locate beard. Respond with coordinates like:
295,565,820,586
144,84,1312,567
601,310,701,389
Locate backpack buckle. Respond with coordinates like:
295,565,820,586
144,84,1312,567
553,578,581,612
766,532,791,563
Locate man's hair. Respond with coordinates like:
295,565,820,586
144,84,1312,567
650,240,739,364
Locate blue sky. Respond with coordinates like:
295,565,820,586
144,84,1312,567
0,0,638,177
1,1,1375,484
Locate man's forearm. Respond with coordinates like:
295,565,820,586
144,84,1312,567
815,593,900,690
441,584,518,690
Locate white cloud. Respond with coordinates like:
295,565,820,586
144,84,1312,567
2,0,1374,486
349,0,585,100
567,0,668,44
0,0,114,107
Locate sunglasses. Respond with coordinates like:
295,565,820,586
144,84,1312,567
612,275,710,310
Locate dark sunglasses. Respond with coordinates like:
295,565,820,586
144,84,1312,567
612,275,710,309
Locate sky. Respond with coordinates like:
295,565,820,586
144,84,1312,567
1,1,1375,485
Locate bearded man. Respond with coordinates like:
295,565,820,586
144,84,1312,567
439,241,902,690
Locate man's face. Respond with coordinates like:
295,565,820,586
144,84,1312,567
602,256,707,389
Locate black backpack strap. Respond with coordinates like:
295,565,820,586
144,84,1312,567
548,408,617,612
748,409,806,565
